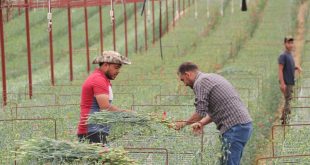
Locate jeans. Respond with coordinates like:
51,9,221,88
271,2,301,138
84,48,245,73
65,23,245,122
220,122,253,165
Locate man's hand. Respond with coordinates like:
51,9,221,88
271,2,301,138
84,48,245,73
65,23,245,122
174,121,186,130
296,66,303,73
121,109,137,114
280,83,286,94
121,109,133,112
191,122,203,135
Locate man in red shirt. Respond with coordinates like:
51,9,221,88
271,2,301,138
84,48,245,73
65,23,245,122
77,51,131,144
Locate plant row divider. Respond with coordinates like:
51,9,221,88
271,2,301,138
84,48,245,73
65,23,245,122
271,123,310,157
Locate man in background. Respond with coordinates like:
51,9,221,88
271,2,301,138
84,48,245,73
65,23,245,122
278,36,302,124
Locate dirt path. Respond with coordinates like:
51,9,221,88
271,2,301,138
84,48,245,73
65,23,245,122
293,0,308,67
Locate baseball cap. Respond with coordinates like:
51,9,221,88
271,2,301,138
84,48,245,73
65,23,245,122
284,36,294,43
92,51,131,65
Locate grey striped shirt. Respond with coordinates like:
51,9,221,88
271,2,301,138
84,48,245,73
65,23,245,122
193,72,252,134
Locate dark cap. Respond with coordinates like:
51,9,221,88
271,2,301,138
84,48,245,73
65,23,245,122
284,36,294,43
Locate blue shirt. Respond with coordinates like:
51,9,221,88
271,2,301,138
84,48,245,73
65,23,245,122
278,51,295,85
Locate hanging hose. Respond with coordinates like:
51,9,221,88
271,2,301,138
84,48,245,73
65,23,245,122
159,34,163,60
207,0,210,18
159,0,163,60
194,0,198,19
231,0,234,13
241,0,247,11
47,0,52,32
141,0,147,16
110,0,115,23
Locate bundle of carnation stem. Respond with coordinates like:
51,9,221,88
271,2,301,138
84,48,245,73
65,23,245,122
87,111,149,125
88,111,174,128
14,137,136,165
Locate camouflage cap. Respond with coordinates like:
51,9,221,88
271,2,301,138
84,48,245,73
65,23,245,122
284,35,294,43
92,51,131,65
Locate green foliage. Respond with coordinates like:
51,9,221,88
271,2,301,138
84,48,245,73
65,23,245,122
14,138,136,165
88,111,149,125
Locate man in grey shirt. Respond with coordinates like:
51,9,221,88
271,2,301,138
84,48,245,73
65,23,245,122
174,62,252,165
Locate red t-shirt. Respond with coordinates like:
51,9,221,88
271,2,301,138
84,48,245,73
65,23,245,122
77,68,111,135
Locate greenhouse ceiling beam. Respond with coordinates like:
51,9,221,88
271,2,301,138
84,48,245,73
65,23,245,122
0,0,156,8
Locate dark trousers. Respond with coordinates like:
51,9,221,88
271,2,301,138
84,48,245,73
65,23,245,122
284,85,293,114
77,132,108,145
